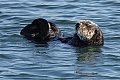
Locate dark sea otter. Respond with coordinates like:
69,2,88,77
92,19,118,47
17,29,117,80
59,20,104,46
20,18,62,43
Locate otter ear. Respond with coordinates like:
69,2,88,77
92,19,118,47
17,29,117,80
76,23,80,27
75,23,80,31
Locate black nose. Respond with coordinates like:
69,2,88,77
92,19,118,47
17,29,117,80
49,31,55,38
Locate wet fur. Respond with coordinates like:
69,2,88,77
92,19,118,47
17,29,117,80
75,20,104,46
59,20,104,46
20,18,62,42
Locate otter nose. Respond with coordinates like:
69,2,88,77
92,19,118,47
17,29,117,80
51,33,55,38
48,29,55,38
88,32,91,35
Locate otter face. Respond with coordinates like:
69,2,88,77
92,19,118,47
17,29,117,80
76,20,97,40
75,20,104,45
47,22,56,39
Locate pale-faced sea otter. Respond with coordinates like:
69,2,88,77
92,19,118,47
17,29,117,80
59,20,104,46
20,18,62,43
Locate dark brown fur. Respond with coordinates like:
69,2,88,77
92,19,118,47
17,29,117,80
20,18,62,43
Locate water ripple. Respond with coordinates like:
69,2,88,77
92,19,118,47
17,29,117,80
0,0,120,79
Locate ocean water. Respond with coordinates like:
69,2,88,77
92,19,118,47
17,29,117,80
0,0,120,80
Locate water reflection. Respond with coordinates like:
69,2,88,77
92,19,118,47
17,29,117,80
75,46,103,76
76,46,102,63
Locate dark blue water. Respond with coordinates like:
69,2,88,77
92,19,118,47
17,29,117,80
0,0,120,80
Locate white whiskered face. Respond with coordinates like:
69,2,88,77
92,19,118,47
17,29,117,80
76,20,98,41
77,29,95,40
47,23,55,38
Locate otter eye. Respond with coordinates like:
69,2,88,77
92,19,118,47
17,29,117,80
94,29,97,34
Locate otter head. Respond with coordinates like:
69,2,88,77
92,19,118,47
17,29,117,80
75,20,104,45
32,18,56,41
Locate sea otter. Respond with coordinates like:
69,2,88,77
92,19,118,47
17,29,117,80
20,18,62,43
59,20,104,46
